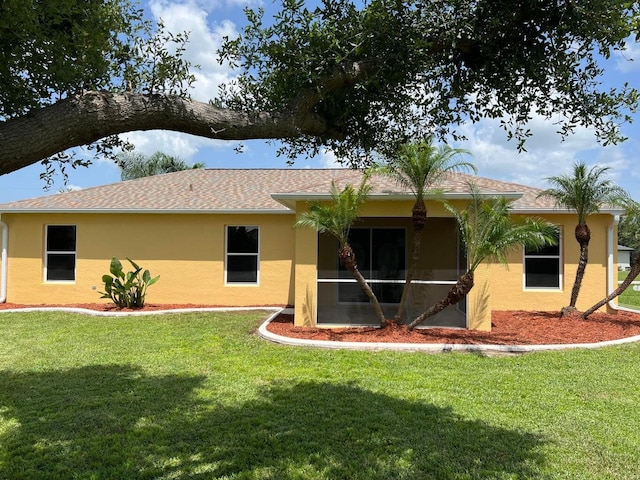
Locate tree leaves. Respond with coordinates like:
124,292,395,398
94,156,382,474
1,0,638,174
219,0,640,162
117,151,205,180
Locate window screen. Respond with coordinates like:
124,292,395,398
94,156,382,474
45,225,76,281
226,226,259,284
524,230,561,289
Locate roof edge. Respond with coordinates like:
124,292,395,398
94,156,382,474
271,191,524,209
511,208,625,215
0,208,294,215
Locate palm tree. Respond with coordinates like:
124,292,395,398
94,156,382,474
295,177,387,326
537,162,627,314
408,186,558,330
117,151,205,180
583,199,638,319
375,139,475,323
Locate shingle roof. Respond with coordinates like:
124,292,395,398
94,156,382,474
0,168,609,213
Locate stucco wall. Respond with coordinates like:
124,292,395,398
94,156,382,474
293,199,474,327
481,213,615,314
2,212,295,306
294,220,317,326
292,200,617,330
1,205,618,331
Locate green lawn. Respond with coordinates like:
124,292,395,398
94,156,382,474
618,271,640,309
1,311,640,479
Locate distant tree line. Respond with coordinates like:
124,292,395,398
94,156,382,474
117,151,205,180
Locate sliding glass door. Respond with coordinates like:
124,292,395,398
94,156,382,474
337,227,406,304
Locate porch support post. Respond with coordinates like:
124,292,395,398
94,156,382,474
294,204,319,327
467,263,492,331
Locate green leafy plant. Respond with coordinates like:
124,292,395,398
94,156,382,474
99,257,159,309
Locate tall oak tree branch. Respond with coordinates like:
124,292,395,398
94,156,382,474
0,91,335,175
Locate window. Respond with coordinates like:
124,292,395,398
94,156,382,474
226,226,259,284
338,227,406,303
45,225,76,282
524,229,561,289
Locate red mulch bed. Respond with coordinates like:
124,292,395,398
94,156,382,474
2,302,640,346
266,310,640,345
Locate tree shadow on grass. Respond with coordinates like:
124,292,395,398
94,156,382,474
0,365,208,479
0,366,549,479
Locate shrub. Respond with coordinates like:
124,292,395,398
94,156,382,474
99,257,159,309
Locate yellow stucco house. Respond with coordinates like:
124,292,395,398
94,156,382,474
0,168,623,331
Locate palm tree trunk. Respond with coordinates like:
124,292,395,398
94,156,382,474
340,245,387,327
394,200,426,323
582,256,640,318
407,271,474,331
568,241,589,308
566,223,591,312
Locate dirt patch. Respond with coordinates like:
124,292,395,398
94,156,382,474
266,310,640,345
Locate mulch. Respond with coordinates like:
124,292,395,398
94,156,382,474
2,302,639,346
265,309,640,345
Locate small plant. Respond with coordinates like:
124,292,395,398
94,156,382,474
99,257,159,309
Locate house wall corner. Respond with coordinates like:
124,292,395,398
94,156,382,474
293,215,318,327
467,264,492,331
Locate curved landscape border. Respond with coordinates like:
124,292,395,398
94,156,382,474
0,306,282,317
2,305,640,352
257,309,640,353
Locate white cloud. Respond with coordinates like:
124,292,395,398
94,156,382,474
319,149,345,168
614,38,640,73
121,1,248,160
148,0,239,102
120,131,208,160
173,0,260,10
452,112,631,190
58,184,83,193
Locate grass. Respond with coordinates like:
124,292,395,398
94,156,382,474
618,271,640,309
1,310,640,479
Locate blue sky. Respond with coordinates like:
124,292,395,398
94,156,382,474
0,0,639,203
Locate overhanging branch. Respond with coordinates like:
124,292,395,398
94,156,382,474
0,92,333,175
290,59,380,115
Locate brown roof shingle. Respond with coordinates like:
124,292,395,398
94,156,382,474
0,168,597,213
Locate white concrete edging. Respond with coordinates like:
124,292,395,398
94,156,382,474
257,310,640,353
0,306,282,317
3,306,639,353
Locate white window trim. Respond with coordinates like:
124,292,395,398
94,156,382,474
523,228,563,291
224,225,260,286
44,224,77,283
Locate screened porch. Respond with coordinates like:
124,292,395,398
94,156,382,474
316,217,467,328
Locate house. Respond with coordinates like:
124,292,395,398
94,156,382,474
0,168,624,331
618,245,634,271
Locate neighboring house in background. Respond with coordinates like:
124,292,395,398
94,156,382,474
0,169,624,331
618,245,634,270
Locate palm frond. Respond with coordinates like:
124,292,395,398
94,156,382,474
448,185,558,272
294,177,371,246
375,139,476,201
538,162,628,223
